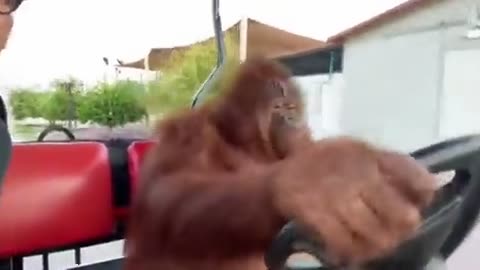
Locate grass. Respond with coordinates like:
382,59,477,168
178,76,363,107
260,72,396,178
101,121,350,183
11,123,44,142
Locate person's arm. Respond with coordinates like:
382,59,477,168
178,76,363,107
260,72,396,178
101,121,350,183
128,168,286,259
0,95,11,183
0,95,7,126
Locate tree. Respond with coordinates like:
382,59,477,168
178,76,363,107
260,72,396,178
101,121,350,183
9,88,46,120
40,89,72,124
77,81,147,128
146,31,240,115
50,77,83,92
48,77,84,127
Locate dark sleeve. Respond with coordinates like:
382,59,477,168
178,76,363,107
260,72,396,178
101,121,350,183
0,95,7,126
0,95,12,182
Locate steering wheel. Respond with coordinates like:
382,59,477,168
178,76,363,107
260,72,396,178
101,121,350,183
37,124,76,142
265,134,480,270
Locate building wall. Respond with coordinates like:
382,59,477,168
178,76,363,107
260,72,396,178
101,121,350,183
294,74,345,140
105,66,159,84
340,0,480,152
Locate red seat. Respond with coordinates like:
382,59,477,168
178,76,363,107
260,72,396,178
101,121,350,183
0,142,115,257
127,140,155,197
115,140,154,219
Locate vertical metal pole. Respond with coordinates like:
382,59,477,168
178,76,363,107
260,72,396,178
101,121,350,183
191,0,226,108
434,23,446,139
74,248,81,265
328,51,334,80
42,254,49,270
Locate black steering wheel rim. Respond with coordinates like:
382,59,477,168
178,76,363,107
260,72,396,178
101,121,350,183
36,124,76,142
265,134,480,270
411,136,480,258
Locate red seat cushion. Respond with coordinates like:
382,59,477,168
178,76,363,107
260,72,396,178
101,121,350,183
0,142,115,257
127,141,155,197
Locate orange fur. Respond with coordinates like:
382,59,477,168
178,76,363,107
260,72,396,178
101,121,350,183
124,58,436,270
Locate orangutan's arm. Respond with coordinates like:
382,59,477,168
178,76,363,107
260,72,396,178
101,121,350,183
132,168,286,259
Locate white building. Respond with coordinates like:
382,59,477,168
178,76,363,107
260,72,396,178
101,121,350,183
327,0,480,152
102,58,160,84
294,73,344,140
277,46,345,140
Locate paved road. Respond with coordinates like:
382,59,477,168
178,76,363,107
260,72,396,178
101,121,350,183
20,224,480,269
446,223,480,269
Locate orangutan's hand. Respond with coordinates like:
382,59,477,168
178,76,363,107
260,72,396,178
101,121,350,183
272,137,437,265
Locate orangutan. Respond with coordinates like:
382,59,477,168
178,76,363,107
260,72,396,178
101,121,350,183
124,58,436,270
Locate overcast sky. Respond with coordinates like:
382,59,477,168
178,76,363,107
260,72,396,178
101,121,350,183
0,0,406,87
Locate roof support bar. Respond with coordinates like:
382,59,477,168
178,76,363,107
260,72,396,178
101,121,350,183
191,0,226,108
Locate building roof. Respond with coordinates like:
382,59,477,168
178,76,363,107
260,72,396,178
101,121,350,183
244,18,325,58
119,18,325,70
327,0,438,44
277,45,343,76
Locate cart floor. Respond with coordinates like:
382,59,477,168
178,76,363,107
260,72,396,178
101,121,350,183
67,258,122,270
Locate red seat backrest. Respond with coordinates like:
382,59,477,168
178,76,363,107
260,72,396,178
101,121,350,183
0,142,115,257
127,140,155,203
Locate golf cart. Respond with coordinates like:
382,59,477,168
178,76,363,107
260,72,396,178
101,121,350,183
1,1,480,269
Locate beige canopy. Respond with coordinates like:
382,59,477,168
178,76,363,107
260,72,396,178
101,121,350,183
119,18,325,70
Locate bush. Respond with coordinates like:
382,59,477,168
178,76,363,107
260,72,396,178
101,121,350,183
40,88,80,124
9,78,147,128
77,81,147,128
10,78,84,124
43,78,84,124
9,88,45,120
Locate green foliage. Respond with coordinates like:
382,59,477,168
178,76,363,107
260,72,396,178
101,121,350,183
40,78,84,124
76,90,97,124
50,77,83,91
146,31,240,115
9,78,147,129
77,81,147,128
9,88,45,120
40,90,70,123
9,32,242,127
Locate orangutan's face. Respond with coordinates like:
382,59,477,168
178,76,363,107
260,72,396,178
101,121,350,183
264,79,311,159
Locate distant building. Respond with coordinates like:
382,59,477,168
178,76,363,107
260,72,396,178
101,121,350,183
117,18,326,70
101,57,159,84
267,0,480,148
278,46,344,140
325,0,480,151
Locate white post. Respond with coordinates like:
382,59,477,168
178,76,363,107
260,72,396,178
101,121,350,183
103,65,108,83
239,16,248,62
144,50,150,71
143,51,151,96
